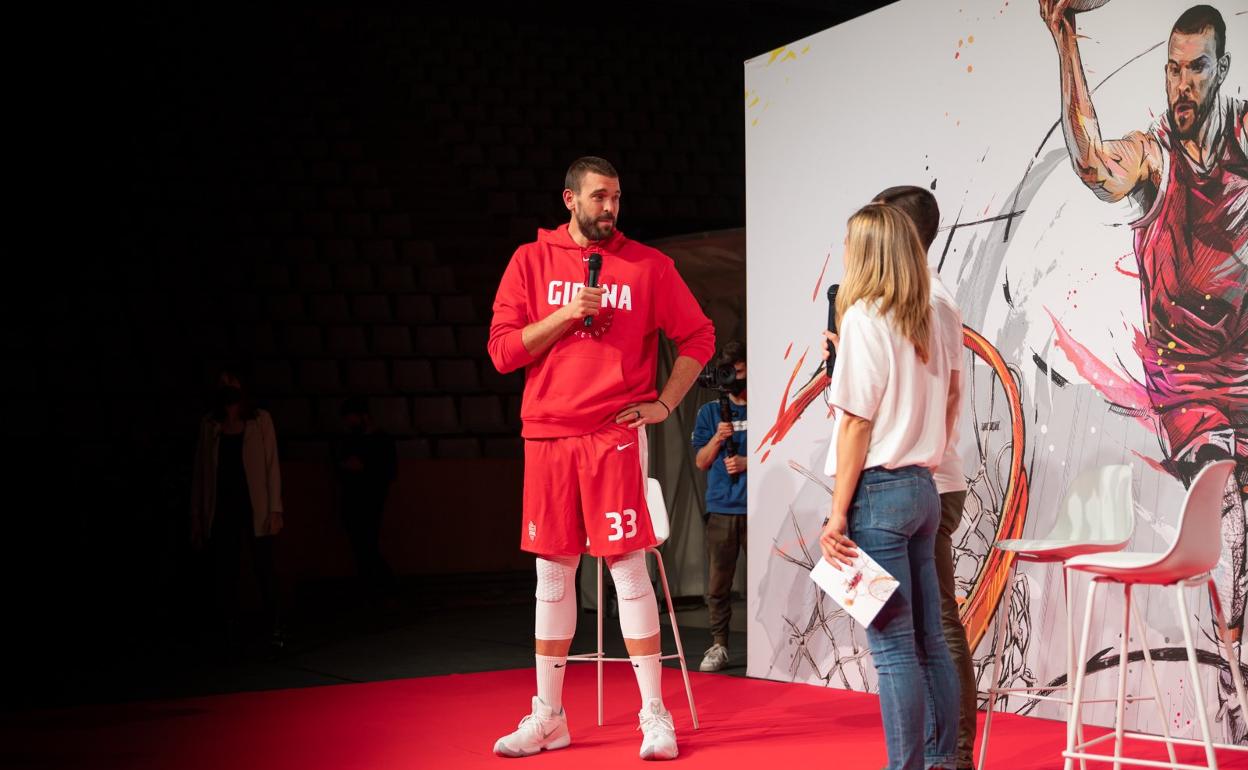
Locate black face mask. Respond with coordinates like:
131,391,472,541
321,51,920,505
216,386,242,407
727,378,747,395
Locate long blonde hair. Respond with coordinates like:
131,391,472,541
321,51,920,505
836,203,932,363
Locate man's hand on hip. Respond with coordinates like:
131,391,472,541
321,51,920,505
615,401,668,429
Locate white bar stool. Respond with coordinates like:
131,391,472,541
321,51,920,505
1063,460,1247,770
567,477,700,729
980,464,1138,768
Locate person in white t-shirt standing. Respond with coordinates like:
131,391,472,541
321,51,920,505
820,202,960,770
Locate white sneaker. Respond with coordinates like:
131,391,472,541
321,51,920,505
638,698,678,761
698,643,729,672
493,696,571,758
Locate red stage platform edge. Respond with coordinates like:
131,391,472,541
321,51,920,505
5,666,1245,769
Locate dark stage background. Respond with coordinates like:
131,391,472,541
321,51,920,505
3,2,889,708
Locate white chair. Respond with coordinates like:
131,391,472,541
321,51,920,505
567,477,700,729
1062,460,1247,770
980,464,1137,769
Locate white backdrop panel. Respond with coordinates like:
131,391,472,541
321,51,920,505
745,0,1247,741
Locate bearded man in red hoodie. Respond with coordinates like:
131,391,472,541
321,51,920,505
487,156,716,761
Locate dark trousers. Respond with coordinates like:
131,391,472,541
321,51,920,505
210,506,279,633
705,512,746,646
342,496,392,589
934,490,976,767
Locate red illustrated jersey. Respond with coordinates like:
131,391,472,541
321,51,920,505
488,224,716,439
1132,96,1247,458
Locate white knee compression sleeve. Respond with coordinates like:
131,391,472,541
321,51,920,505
607,550,659,639
534,555,579,641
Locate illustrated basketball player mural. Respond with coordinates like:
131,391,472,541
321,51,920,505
744,0,1245,746
1040,0,1246,739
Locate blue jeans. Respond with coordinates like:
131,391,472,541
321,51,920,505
849,466,959,770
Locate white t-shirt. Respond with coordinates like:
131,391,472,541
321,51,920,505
930,268,967,494
824,297,952,478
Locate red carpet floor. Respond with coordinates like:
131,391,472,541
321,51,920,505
5,666,1246,769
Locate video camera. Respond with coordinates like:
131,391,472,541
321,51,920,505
697,351,744,480
697,361,739,393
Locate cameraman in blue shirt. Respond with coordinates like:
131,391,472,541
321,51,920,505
690,341,747,672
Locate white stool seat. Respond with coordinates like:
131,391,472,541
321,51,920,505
1064,550,1188,582
996,538,1130,562
645,477,670,544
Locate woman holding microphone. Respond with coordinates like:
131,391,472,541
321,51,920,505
820,203,960,770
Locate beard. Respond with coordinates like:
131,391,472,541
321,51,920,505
576,210,616,241
1168,88,1217,140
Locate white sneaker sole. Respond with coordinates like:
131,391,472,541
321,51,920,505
493,733,571,758
640,743,678,761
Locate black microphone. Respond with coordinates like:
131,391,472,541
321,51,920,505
584,252,602,328
826,283,840,378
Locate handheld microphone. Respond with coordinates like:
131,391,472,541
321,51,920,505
826,283,840,378
584,253,602,328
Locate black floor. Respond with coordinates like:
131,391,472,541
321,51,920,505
13,572,747,710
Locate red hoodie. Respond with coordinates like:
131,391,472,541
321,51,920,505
488,225,716,439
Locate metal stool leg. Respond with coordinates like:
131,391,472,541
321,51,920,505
1112,585,1133,770
650,547,699,729
1131,599,1178,767
596,555,604,727
979,562,1015,770
1175,584,1218,770
1065,567,1088,770
1065,579,1100,770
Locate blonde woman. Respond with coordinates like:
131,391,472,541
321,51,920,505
820,203,959,770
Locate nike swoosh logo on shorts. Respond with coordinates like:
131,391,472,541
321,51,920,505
617,442,635,451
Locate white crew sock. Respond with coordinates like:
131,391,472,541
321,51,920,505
535,653,567,711
630,653,663,705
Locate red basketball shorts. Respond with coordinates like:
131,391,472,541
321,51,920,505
521,422,656,557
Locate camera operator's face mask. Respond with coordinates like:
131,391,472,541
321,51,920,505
727,377,747,395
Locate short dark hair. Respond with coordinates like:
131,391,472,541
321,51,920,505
873,185,939,250
717,341,746,368
1173,5,1226,59
564,156,619,193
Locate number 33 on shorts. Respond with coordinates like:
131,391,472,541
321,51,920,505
605,509,638,541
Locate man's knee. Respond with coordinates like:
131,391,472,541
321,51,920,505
606,550,659,639
535,555,579,641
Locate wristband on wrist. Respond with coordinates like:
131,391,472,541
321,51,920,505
655,399,671,416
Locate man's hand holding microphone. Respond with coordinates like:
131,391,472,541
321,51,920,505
560,284,604,324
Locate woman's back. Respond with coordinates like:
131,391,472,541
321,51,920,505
824,298,951,476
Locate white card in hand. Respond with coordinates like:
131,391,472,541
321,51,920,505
809,552,900,627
